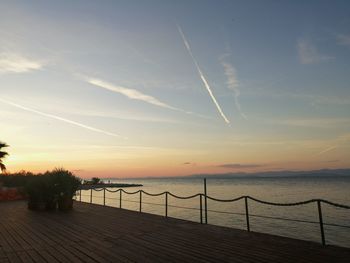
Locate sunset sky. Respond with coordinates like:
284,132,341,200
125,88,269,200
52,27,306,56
1,1,350,178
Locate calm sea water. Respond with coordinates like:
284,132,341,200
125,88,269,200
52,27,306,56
79,176,350,248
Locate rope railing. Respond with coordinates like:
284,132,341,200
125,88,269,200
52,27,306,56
141,190,166,197
167,191,201,199
76,186,350,246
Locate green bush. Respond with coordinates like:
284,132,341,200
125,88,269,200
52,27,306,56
26,174,54,210
25,168,81,211
50,168,81,199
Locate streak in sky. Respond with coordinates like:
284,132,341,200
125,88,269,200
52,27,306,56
0,98,124,138
86,77,209,119
317,146,337,155
177,25,230,125
87,78,179,110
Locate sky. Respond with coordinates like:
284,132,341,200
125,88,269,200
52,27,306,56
1,0,350,178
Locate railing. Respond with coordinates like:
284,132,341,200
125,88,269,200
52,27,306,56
76,187,350,247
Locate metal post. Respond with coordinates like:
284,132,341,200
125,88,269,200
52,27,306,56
245,196,250,232
103,188,106,206
90,188,92,204
204,178,208,224
165,192,168,218
200,194,203,224
139,191,142,212
79,190,82,202
317,200,326,246
119,190,122,209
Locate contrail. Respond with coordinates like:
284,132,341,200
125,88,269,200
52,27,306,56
317,146,337,155
86,77,210,119
88,78,179,110
177,25,230,124
0,98,124,138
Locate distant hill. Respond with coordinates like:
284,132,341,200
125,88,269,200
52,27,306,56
187,168,350,179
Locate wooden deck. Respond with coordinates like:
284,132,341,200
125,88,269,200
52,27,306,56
0,201,349,263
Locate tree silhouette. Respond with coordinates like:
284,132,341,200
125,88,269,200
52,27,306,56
0,142,9,173
91,177,101,185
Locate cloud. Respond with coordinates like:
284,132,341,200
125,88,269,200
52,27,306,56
220,55,247,119
336,34,350,47
0,98,124,138
297,39,334,64
177,25,230,125
0,53,43,73
183,162,196,166
274,118,350,128
218,163,264,169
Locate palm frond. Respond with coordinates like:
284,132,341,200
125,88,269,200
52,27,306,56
0,162,6,172
0,151,8,158
0,142,9,148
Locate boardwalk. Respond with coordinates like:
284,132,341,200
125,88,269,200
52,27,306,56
0,201,349,262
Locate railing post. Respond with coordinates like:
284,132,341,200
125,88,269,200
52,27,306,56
139,191,142,213
204,178,208,224
165,192,168,218
90,188,92,204
119,190,122,209
317,200,326,246
79,189,82,202
245,196,250,232
103,188,106,206
200,194,203,224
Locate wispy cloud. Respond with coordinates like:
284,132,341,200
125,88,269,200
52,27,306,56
274,118,350,128
297,39,334,64
298,94,350,106
220,55,246,119
336,34,350,47
0,98,124,138
0,53,43,73
177,25,230,125
183,162,196,166
218,163,264,169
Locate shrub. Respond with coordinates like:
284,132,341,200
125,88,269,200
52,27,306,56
26,174,53,210
50,168,81,198
25,168,81,211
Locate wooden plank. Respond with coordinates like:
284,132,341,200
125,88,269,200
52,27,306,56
5,252,21,263
24,249,45,263
0,201,349,263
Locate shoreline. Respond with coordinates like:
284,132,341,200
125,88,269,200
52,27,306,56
79,183,143,190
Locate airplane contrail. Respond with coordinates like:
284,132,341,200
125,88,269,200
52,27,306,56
177,25,230,124
87,78,179,111
317,146,337,155
0,98,124,138
85,77,210,119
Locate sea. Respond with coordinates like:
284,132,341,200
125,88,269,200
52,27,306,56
79,176,350,248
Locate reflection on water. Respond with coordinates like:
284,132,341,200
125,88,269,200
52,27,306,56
79,177,350,248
